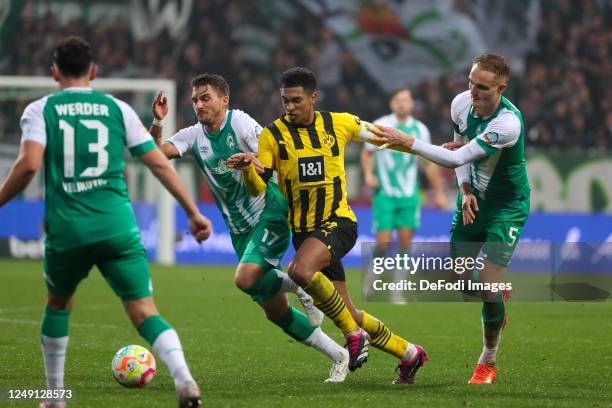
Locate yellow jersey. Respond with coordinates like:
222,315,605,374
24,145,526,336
258,111,363,232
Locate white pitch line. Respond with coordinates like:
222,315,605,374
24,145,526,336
0,317,119,330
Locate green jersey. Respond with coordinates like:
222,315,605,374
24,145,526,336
20,87,156,251
366,114,430,203
451,90,530,200
167,109,287,235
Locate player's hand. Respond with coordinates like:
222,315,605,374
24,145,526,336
368,125,415,150
364,172,378,189
227,153,264,173
152,90,168,121
461,192,479,225
441,141,465,151
188,213,213,243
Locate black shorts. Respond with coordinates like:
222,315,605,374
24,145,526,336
292,217,358,282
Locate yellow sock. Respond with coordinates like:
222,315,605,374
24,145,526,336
304,271,358,336
361,311,409,359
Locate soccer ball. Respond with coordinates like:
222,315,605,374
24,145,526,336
111,345,156,388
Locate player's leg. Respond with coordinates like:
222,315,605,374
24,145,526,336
98,233,200,406
334,277,427,384
235,220,346,380
449,199,486,299
371,193,394,258
260,293,349,382
288,238,358,337
467,194,528,384
235,263,322,327
40,245,93,406
469,216,526,385
288,219,368,371
234,220,323,326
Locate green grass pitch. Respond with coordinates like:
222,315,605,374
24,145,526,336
1,259,611,407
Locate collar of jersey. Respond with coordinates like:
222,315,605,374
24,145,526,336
63,86,93,93
199,109,230,137
392,115,415,127
280,112,318,128
469,98,505,121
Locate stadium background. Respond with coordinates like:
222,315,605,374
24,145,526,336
0,0,610,264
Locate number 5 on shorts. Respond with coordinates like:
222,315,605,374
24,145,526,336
508,226,519,246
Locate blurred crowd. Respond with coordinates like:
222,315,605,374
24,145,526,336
1,0,611,152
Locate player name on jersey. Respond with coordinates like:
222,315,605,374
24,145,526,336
54,102,110,117
62,178,108,193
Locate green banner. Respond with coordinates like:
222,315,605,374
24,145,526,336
527,150,612,213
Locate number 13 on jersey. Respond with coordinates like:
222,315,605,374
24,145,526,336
59,119,109,178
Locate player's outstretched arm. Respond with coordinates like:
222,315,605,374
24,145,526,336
149,91,181,159
227,153,267,196
0,141,44,208
369,126,488,168
354,121,412,153
139,148,212,242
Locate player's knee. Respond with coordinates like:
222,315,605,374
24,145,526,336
46,292,73,310
287,259,312,285
234,273,253,292
234,266,262,292
123,297,158,328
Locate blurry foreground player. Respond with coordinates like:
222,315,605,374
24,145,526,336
0,37,211,407
228,67,428,384
370,53,530,384
149,73,351,382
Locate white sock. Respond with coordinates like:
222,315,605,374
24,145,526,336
41,335,68,390
274,269,302,296
478,323,501,365
303,328,347,362
401,343,418,362
478,344,499,365
152,329,195,388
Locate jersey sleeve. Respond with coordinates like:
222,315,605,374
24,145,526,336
241,126,275,196
475,113,521,155
114,98,156,158
20,97,48,147
417,121,431,144
363,115,387,152
344,113,364,143
450,91,471,142
166,126,197,157
233,110,263,153
258,128,277,171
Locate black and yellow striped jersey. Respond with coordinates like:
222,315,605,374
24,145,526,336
258,111,363,232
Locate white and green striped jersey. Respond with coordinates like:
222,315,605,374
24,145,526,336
20,87,156,251
451,90,530,200
167,109,286,235
366,114,430,202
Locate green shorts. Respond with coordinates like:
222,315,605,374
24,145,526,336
44,232,152,300
231,217,291,271
450,193,530,267
372,194,420,232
